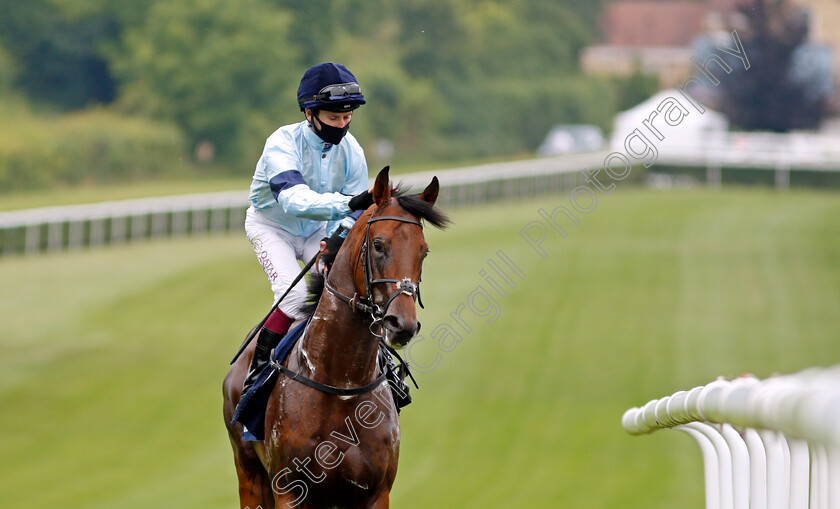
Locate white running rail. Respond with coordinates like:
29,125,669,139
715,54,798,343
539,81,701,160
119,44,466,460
0,152,602,257
622,365,840,509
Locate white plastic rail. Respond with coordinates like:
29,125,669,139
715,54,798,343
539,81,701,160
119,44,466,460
622,365,840,509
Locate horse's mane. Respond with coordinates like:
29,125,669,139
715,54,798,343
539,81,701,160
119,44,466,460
301,183,450,314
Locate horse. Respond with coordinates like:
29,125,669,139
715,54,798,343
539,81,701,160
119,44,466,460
223,166,449,508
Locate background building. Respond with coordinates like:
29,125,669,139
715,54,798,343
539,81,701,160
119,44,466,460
582,0,839,94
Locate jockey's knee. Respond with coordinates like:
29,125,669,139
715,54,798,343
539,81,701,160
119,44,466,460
277,286,308,320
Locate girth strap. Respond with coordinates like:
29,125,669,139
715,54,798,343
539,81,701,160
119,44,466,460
271,358,388,396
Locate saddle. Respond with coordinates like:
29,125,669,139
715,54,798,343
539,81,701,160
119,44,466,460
231,317,311,441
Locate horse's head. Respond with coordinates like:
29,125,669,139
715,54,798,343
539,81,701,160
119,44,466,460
341,166,449,349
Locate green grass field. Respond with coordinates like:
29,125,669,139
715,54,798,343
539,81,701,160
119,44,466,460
1,187,839,508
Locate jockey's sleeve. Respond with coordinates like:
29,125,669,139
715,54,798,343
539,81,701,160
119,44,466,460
270,173,352,221
326,153,368,235
326,209,364,237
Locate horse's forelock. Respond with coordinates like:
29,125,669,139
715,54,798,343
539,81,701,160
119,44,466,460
393,184,450,229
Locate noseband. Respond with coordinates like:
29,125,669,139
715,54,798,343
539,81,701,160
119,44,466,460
325,214,424,324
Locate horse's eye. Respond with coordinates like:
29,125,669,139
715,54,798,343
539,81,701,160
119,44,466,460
373,239,385,253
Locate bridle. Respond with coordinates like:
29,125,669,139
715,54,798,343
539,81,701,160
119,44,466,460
324,213,424,327
271,211,423,397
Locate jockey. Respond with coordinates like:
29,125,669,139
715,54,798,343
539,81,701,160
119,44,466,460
243,62,373,393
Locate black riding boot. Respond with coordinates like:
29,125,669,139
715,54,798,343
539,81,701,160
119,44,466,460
242,327,284,394
378,345,412,413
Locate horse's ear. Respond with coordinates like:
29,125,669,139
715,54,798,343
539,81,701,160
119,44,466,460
420,176,439,205
373,166,391,207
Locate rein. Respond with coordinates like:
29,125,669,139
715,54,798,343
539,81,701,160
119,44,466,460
273,212,423,397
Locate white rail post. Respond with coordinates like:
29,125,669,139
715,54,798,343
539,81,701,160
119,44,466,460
47,221,63,251
68,220,84,250
707,163,722,188
25,224,40,254
775,162,791,190
172,210,188,236
622,365,840,509
130,214,147,241
90,218,105,246
151,212,168,238
742,428,767,509
111,216,127,244
191,209,207,234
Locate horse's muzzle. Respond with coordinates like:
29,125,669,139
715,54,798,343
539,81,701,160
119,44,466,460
382,314,420,349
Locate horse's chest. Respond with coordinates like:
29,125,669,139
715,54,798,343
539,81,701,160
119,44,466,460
267,389,400,494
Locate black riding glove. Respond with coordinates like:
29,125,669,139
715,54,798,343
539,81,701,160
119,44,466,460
348,190,373,211
322,229,347,258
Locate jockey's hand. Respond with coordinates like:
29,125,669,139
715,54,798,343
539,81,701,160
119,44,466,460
321,221,349,257
348,188,374,211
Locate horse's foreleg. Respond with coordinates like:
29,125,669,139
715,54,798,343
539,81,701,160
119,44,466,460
234,460,273,509
228,436,273,509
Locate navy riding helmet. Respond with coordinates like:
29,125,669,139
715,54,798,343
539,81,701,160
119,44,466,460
297,63,366,113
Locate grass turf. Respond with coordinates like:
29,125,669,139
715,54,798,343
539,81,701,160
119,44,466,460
1,187,838,508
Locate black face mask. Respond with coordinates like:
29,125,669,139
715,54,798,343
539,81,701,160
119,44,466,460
310,112,349,145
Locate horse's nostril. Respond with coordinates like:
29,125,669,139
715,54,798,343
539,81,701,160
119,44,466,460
383,315,402,332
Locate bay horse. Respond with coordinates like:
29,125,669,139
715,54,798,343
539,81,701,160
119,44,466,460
223,167,448,508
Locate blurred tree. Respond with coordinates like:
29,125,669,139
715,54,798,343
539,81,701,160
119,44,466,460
508,0,593,73
392,0,602,159
716,0,834,131
50,0,155,28
0,0,118,108
271,0,335,65
114,0,301,161
612,66,659,111
334,0,395,37
397,0,466,79
440,73,615,156
563,0,610,36
0,41,16,91
358,66,448,144
0,0,632,185
397,0,594,81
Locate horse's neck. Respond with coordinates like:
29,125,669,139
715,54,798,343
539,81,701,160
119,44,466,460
297,271,379,388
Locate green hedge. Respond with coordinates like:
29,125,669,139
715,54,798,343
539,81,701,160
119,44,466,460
0,103,189,192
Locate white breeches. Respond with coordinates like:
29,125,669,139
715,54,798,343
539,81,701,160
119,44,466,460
245,207,324,320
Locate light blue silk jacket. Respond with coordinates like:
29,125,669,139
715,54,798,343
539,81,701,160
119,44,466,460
249,120,368,237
